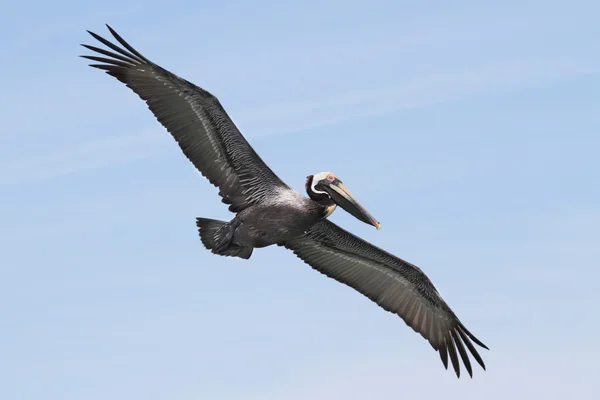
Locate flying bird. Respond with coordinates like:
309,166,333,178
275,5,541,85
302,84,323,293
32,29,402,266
81,25,489,378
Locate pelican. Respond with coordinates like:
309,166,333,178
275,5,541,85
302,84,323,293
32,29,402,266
81,25,489,378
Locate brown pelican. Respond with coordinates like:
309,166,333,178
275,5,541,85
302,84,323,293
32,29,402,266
81,25,489,378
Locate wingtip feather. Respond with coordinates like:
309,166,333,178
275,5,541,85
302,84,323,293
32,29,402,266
451,329,473,378
461,324,490,350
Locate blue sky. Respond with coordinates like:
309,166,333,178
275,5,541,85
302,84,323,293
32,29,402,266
2,0,599,398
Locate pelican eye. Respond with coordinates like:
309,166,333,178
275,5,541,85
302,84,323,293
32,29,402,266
326,174,335,182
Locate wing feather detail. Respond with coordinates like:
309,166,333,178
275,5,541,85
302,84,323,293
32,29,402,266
81,25,289,212
283,220,488,377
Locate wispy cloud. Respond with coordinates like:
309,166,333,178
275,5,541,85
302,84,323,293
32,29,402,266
2,58,594,185
239,59,596,137
0,131,165,185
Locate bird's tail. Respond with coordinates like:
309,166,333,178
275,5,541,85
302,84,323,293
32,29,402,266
195,217,253,259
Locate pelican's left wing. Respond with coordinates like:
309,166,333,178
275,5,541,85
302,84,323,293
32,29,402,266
81,25,289,213
283,220,489,378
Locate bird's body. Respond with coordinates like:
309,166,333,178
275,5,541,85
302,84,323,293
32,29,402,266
81,25,489,378
239,189,325,245
198,188,327,258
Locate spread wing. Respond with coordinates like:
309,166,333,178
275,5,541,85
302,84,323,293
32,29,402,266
283,220,489,378
81,25,289,212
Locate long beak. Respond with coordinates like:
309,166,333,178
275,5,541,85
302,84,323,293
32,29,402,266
323,181,382,230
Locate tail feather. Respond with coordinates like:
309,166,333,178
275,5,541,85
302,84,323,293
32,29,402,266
196,218,226,251
196,218,253,259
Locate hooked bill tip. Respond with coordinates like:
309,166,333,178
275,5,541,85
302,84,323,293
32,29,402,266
374,221,382,230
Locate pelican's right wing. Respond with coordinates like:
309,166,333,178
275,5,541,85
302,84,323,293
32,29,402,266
283,220,488,378
81,25,289,212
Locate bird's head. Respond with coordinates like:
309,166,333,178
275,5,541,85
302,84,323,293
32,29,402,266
305,172,381,230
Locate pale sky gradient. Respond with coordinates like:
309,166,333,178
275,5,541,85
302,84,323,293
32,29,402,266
2,1,599,399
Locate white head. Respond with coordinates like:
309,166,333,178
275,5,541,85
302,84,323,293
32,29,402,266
309,171,335,195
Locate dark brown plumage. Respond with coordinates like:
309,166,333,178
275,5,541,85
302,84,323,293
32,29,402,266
81,25,489,378
284,220,488,378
